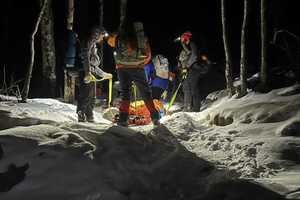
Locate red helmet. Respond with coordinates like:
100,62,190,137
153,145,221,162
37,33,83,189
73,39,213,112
180,31,192,43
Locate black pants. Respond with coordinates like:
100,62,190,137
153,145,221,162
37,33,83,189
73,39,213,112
182,69,202,112
117,68,159,121
76,72,96,119
117,68,153,101
151,87,164,100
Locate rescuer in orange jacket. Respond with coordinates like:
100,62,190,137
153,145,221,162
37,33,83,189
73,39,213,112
102,21,160,126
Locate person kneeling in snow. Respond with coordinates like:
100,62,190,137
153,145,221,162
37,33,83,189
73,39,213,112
144,54,174,101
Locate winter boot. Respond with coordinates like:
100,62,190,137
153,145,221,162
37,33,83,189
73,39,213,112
77,111,86,122
117,112,129,127
151,112,161,126
86,115,95,123
117,100,130,126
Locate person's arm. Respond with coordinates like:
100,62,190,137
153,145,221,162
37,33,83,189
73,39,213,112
107,34,117,48
187,42,199,68
143,41,152,65
91,66,105,77
83,39,112,81
81,40,91,75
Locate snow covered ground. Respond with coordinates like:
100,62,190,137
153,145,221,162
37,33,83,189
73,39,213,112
0,84,299,200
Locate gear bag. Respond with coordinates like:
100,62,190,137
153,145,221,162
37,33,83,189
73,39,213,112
114,38,147,66
152,54,169,79
64,30,84,73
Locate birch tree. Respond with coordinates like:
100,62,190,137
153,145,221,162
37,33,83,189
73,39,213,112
260,0,268,91
40,0,56,97
21,0,48,102
221,0,234,97
119,0,127,30
64,0,75,103
98,0,104,69
239,0,250,97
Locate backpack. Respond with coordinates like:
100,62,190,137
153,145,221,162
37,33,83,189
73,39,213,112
114,37,146,66
152,54,169,79
64,30,84,73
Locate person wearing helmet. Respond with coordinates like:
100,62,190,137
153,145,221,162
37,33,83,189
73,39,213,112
104,21,160,126
177,31,209,112
76,26,113,122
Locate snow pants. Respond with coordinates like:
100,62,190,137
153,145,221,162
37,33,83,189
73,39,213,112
117,68,159,123
77,72,96,120
182,68,202,112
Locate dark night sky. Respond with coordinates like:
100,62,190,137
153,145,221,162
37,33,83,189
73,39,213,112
0,0,300,95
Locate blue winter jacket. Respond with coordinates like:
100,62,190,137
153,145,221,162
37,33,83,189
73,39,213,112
144,62,169,90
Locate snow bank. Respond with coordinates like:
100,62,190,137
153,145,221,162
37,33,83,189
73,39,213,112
0,98,111,130
0,84,300,199
160,84,300,197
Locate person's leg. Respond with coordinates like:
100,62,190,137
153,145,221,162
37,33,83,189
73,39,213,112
77,72,89,122
182,77,192,112
117,69,132,126
190,71,202,112
132,69,160,124
85,82,96,122
151,87,164,100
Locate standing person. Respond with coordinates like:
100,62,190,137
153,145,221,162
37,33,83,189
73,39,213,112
177,31,209,112
76,26,112,122
104,21,160,126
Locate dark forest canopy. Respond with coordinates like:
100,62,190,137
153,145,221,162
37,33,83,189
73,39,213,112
0,0,299,96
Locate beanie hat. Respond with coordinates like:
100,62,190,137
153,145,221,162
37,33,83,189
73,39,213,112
181,31,192,43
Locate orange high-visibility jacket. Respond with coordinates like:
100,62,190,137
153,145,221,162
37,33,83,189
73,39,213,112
107,34,151,69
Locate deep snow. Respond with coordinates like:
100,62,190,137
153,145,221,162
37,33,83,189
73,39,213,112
0,84,300,199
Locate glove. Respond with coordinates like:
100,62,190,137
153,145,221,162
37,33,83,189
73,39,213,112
102,72,113,80
161,90,167,99
84,73,96,84
181,68,188,79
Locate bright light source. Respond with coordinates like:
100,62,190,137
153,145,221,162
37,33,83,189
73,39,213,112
174,37,181,42
113,51,117,56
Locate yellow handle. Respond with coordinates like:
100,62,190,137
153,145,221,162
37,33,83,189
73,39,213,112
108,78,112,108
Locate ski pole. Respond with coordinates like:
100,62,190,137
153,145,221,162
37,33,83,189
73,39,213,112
166,81,183,113
132,82,137,115
108,77,112,108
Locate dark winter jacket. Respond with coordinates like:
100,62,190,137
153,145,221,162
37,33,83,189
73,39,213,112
178,41,209,76
80,30,105,78
179,41,199,69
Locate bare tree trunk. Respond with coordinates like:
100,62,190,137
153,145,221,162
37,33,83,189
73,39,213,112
64,0,75,103
21,0,48,102
1,0,10,73
67,0,74,30
260,0,268,91
40,0,56,97
119,0,127,30
221,0,234,97
99,0,104,27
239,0,250,97
98,0,104,69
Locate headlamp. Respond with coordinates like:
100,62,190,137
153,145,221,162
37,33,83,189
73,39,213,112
174,37,181,42
104,32,109,38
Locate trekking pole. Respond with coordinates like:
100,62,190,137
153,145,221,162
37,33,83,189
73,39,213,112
108,77,113,108
91,75,115,119
132,82,137,114
166,81,183,113
166,71,187,114
107,77,115,121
